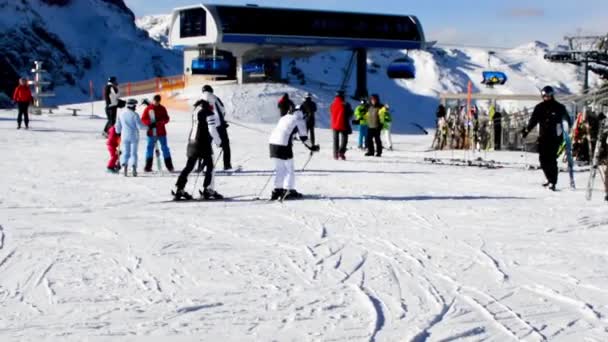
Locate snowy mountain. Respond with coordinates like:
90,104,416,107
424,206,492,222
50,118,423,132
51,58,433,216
137,15,602,131
0,0,181,106
135,15,172,48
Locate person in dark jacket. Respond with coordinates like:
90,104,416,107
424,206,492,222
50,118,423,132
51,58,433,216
329,91,353,160
103,76,121,135
522,86,571,191
493,110,502,150
365,94,385,157
141,95,174,172
278,93,295,117
12,78,33,129
173,100,223,201
202,85,233,170
300,93,318,145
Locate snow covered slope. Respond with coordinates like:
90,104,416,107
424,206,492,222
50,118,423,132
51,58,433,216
1,102,608,341
135,15,172,48
0,0,181,105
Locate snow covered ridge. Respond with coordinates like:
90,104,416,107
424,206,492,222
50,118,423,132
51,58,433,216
135,14,172,48
0,0,181,106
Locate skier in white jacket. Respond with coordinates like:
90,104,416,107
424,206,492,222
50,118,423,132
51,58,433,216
268,109,318,200
115,99,146,177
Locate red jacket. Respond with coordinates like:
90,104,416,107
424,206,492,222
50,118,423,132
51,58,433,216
13,84,33,103
141,104,170,137
107,126,120,148
330,96,348,131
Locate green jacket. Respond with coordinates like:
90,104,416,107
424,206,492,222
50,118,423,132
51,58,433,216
379,106,392,130
354,104,368,126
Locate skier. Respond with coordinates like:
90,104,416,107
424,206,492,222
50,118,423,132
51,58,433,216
269,106,317,200
12,78,33,129
173,99,223,201
491,107,502,150
278,93,295,117
354,98,369,149
201,85,232,170
141,95,174,172
330,90,353,160
103,76,121,136
364,94,386,157
106,124,121,173
115,99,146,177
381,104,393,150
300,93,318,146
522,86,571,191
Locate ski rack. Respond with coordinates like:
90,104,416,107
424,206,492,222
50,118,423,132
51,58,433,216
30,61,56,115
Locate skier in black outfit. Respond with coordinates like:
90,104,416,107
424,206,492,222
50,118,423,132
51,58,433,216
278,93,295,117
173,100,224,200
103,76,121,135
522,86,571,191
300,93,318,145
202,85,232,170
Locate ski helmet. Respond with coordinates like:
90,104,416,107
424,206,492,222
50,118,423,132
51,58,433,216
108,76,117,84
126,99,138,109
305,92,312,99
202,85,214,93
541,86,555,98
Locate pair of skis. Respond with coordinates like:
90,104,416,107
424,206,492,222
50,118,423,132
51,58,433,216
586,117,607,200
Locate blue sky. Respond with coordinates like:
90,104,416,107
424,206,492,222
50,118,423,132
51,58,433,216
125,0,607,47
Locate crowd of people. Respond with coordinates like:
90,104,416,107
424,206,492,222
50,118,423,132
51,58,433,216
8,76,608,202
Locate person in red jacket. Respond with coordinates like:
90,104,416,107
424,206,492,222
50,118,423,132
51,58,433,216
141,95,174,172
329,90,353,160
106,125,121,173
12,78,33,129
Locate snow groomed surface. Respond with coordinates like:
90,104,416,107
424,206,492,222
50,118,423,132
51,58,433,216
1,102,608,341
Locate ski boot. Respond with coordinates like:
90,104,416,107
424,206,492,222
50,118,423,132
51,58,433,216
164,158,175,172
604,194,608,202
270,188,286,201
173,188,193,201
106,167,118,174
283,189,303,200
548,183,556,191
123,165,128,177
132,166,138,177
144,158,153,172
339,153,346,161
201,188,224,200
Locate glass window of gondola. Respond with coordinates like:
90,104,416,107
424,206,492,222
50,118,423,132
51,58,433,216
180,8,207,38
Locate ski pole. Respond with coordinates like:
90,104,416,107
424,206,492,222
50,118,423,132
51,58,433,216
301,151,314,172
255,171,274,200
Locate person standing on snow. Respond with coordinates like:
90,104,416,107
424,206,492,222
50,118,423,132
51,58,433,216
115,99,146,177
278,93,295,117
173,99,224,201
522,86,571,191
12,78,33,129
330,90,353,160
365,94,386,157
103,76,121,136
268,108,317,200
354,98,369,150
141,95,174,172
106,124,121,173
300,93,318,146
201,85,233,170
381,104,393,151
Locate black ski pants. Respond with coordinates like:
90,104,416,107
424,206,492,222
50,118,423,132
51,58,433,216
176,155,214,191
217,125,232,170
104,106,117,133
307,117,316,146
494,124,502,150
538,139,559,185
17,102,29,128
366,127,383,156
333,130,348,157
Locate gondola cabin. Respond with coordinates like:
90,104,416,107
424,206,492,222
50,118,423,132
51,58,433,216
481,71,507,86
387,58,416,79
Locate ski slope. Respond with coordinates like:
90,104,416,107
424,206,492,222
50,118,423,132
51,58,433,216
1,93,608,341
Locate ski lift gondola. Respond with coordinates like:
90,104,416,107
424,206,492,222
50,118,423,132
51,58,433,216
387,57,416,79
481,51,507,87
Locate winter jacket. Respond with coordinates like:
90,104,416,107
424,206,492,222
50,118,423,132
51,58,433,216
269,112,308,146
278,97,295,117
141,104,170,137
104,83,120,108
330,96,353,132
300,99,317,121
525,99,571,143
187,101,221,158
107,125,121,148
12,84,33,103
115,109,145,142
354,104,368,125
202,91,228,127
379,106,392,130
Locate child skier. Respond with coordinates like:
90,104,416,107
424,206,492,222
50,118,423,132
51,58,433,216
173,99,223,201
268,108,318,200
106,125,121,173
354,98,369,149
115,99,146,177
380,104,393,150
